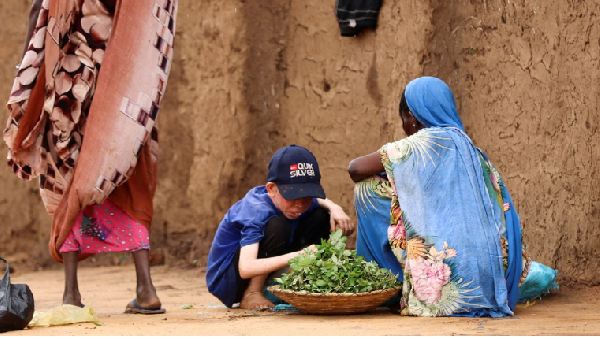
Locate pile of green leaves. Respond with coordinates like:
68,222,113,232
275,230,401,293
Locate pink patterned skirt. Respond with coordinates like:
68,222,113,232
59,200,150,254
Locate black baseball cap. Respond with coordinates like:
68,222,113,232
267,144,326,200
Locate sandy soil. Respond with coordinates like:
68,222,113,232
3,266,598,336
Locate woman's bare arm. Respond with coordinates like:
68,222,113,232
347,151,384,183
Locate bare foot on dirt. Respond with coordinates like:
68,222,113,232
63,290,82,307
240,291,274,309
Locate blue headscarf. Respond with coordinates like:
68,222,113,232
390,77,522,315
405,77,465,130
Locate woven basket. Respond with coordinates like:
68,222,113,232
267,285,401,315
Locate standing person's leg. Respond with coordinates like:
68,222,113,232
131,249,162,311
236,216,291,309
289,207,331,252
62,252,81,306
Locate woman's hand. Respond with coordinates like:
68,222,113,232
317,198,354,236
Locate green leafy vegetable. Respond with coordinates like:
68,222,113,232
275,230,400,293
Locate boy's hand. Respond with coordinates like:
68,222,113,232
317,198,355,236
328,205,354,236
295,245,317,257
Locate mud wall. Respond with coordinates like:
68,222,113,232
0,0,598,285
423,0,600,285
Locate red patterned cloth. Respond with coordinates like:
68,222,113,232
60,199,150,254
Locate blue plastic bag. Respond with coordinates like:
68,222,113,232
519,261,559,302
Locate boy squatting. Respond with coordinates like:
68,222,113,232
206,144,354,309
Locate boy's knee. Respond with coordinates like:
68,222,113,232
310,207,330,224
305,207,331,239
259,216,292,258
264,216,292,242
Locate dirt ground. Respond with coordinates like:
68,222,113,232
3,265,598,336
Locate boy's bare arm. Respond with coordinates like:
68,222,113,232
316,198,354,236
237,243,308,279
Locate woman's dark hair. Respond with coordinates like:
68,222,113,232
399,90,410,122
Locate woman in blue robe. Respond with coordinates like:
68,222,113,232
349,77,557,317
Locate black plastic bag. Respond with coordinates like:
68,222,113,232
0,256,34,332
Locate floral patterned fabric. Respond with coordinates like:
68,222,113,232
355,77,558,317
380,127,520,317
354,175,404,280
378,77,522,316
354,141,558,316
354,173,560,309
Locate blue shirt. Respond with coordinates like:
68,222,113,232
206,186,318,307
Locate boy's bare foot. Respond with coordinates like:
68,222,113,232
240,291,274,309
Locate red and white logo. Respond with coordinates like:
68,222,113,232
290,163,315,178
